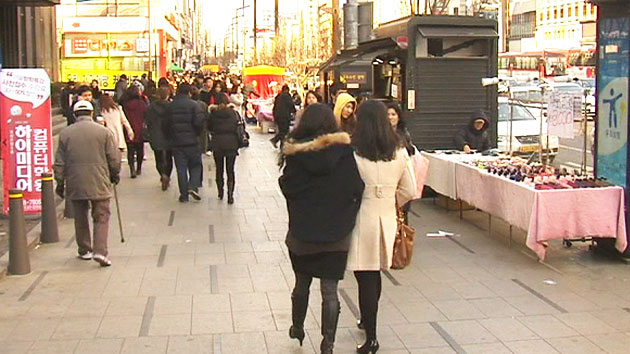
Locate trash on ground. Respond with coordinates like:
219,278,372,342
543,279,557,285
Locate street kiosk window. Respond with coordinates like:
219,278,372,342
416,26,498,58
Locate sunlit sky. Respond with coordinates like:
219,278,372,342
202,0,301,45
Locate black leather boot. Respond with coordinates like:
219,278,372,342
129,164,137,179
136,160,142,176
320,300,340,354
227,180,235,204
289,293,308,346
216,178,224,200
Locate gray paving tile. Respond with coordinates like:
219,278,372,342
479,317,539,342
390,323,447,349
52,317,101,340
437,320,497,345
97,316,143,338
0,340,34,354
166,335,214,354
27,339,78,354
75,338,124,354
433,299,486,321
587,332,630,354
504,339,560,354
462,342,512,354
193,294,231,313
10,318,61,341
220,332,267,354
233,310,276,332
121,336,168,354
518,315,579,339
148,314,192,336
153,296,193,315
555,312,618,336
191,313,233,334
230,292,270,312
546,336,608,354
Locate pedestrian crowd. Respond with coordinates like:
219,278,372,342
55,69,432,354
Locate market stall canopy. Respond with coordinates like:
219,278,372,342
200,64,220,73
0,0,59,4
243,65,286,100
168,63,184,72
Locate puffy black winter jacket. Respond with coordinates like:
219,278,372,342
209,108,240,152
163,94,204,148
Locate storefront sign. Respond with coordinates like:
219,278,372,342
547,91,580,139
408,90,416,110
136,38,150,53
61,68,146,89
66,37,136,57
62,17,149,34
596,18,629,188
0,69,53,214
340,72,367,85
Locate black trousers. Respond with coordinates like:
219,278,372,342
127,142,144,169
293,272,339,303
153,149,173,178
213,151,237,185
354,271,382,341
271,117,290,144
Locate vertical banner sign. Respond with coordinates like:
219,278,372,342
0,69,53,214
547,91,580,139
597,18,629,188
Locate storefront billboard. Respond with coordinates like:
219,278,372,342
0,69,53,214
596,17,629,188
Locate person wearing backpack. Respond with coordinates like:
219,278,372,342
279,103,365,354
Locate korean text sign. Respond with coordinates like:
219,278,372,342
0,69,53,214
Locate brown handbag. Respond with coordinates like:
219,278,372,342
391,210,416,270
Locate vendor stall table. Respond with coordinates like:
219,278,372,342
422,152,627,260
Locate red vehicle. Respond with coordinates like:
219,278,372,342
567,47,596,79
499,50,568,80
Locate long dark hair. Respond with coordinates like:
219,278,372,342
352,100,398,162
304,90,323,109
386,102,405,131
99,94,118,113
279,103,339,167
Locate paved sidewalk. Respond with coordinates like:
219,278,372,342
1,131,630,354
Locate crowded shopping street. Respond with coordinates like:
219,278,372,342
0,131,630,354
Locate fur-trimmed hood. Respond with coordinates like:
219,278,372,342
282,132,351,156
282,132,353,176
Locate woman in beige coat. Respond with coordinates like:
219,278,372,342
99,95,134,151
347,100,416,354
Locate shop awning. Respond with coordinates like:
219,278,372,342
168,63,184,72
418,26,498,39
320,38,400,73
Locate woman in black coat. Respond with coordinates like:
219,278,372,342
145,87,173,191
279,103,365,354
208,93,240,204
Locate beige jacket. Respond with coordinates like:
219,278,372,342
101,106,133,150
346,148,416,271
54,116,121,200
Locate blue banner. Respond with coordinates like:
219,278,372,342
597,17,630,188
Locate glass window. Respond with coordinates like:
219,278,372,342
568,6,572,17
554,8,558,19
499,103,537,121
583,4,587,17
560,8,564,18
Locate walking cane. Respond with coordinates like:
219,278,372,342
113,185,125,243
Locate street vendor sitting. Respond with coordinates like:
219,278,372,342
453,110,492,153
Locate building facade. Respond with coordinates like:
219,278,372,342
0,1,60,81
535,0,597,49
509,0,537,52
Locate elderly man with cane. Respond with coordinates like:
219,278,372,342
54,101,121,266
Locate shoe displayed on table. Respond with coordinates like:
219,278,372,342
78,251,93,260
92,254,112,267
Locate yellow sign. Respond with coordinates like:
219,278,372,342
340,72,367,84
62,69,146,89
519,144,539,153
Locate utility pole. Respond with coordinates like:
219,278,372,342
148,0,152,78
254,0,257,61
332,0,340,54
274,0,279,37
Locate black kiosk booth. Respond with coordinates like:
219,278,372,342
320,15,499,151
591,0,630,258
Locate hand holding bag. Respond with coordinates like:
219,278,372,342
391,209,416,270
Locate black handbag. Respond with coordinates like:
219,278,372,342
235,111,249,148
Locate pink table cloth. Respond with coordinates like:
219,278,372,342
453,162,627,260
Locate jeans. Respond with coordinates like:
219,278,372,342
153,149,173,178
172,145,203,200
127,142,144,170
213,151,237,186
354,271,382,341
72,199,111,257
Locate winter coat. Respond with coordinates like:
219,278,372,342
145,100,171,151
101,105,133,150
272,91,296,129
280,132,365,279
54,116,121,200
346,148,417,271
453,111,492,152
114,79,128,102
122,97,148,143
333,93,357,134
199,88,212,105
164,94,205,148
209,108,240,152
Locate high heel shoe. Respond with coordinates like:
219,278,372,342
356,319,364,330
356,339,379,353
289,326,305,346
